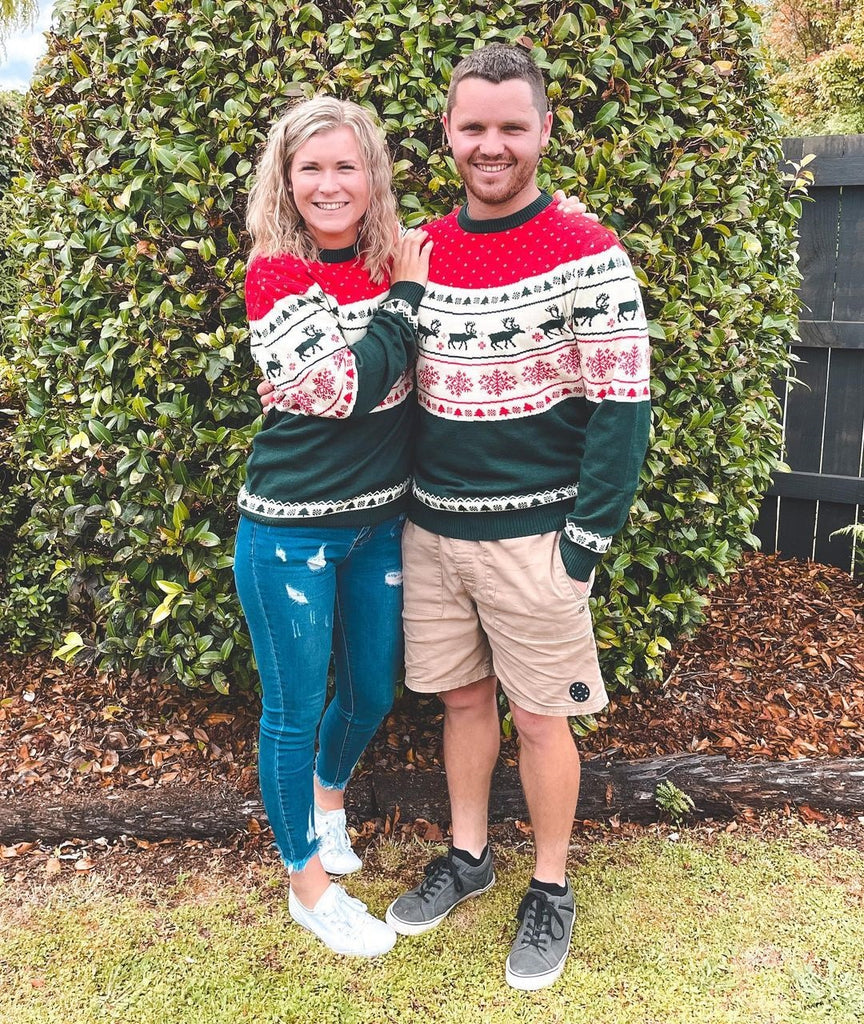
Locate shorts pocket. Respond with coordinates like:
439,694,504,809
401,522,445,620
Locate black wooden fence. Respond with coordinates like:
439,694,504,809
755,135,864,574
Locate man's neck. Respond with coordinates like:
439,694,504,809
464,184,542,221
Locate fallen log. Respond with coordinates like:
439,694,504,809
372,753,864,824
0,776,376,845
2,754,863,844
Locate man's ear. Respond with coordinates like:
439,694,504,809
442,113,451,147
540,110,553,148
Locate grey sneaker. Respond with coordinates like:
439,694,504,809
385,848,495,935
505,883,575,991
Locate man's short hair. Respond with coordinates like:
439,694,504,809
446,44,548,119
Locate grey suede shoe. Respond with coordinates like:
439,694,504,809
385,847,495,935
505,882,575,991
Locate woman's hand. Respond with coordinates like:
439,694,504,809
390,228,433,287
553,190,600,223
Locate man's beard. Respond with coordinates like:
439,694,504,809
458,153,540,209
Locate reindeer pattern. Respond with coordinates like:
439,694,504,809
414,248,648,416
249,284,413,418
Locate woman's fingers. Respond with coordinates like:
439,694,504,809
392,228,432,285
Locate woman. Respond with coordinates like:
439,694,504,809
235,96,432,957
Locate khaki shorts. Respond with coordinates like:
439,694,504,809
402,522,608,717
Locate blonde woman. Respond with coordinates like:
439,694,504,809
234,96,431,956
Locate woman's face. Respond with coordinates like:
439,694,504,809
290,126,371,250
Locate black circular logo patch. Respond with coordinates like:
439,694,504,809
569,682,591,703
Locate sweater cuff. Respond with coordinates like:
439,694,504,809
558,533,602,582
387,280,426,312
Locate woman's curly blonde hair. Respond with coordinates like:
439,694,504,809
246,96,399,283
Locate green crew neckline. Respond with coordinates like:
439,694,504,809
456,192,553,234
319,243,361,263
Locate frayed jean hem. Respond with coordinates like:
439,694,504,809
283,837,320,874
314,764,348,793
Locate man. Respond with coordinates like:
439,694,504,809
383,44,651,991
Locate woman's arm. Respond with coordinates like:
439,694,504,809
249,231,431,418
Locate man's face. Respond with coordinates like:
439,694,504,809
443,77,553,220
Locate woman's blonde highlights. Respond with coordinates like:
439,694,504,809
246,96,399,283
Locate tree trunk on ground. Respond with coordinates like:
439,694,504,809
3,755,864,844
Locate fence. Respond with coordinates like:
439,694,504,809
755,134,864,574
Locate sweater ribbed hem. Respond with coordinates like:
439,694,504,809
558,535,601,581
239,492,408,530
407,497,573,541
387,279,426,312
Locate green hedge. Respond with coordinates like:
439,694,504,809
0,89,26,621
2,0,801,693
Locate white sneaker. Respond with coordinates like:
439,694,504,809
315,806,362,875
288,883,397,957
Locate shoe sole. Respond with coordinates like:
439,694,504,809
289,910,397,957
504,911,574,991
318,857,363,876
385,873,496,936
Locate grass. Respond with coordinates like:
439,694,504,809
1,828,863,1024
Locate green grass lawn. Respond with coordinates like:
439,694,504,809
1,827,863,1024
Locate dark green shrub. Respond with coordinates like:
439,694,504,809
4,0,800,691
0,88,29,643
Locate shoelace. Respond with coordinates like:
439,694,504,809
318,819,352,855
514,890,566,951
417,854,465,902
320,886,369,928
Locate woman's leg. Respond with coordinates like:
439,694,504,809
316,515,405,795
233,518,337,903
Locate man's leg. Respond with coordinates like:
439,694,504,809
441,674,499,857
509,704,580,883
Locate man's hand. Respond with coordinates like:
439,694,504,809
257,378,277,411
553,190,600,223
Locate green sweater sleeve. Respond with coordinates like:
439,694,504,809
558,254,651,581
249,266,424,420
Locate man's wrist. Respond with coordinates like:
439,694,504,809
558,532,601,582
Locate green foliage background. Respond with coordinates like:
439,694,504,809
1,0,801,693
762,0,864,135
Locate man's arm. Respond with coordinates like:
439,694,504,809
558,246,651,583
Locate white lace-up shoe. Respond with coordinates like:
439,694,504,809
288,883,397,957
315,806,362,875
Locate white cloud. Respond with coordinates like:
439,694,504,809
0,1,55,92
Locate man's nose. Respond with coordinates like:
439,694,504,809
478,132,506,155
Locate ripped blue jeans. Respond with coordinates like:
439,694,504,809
233,514,405,871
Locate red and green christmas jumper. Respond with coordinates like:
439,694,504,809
411,193,651,580
240,245,424,527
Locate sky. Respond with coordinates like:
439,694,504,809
0,1,54,93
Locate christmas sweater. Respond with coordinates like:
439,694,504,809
239,245,424,527
411,193,651,580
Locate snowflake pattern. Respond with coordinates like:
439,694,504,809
586,348,618,380
332,348,350,369
522,360,559,386
557,347,582,376
312,369,336,401
288,391,315,414
417,365,440,391
617,343,642,377
445,370,473,397
479,368,517,397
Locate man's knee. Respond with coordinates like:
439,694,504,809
439,675,497,712
509,703,572,744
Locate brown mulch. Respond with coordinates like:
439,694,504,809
1,552,862,808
